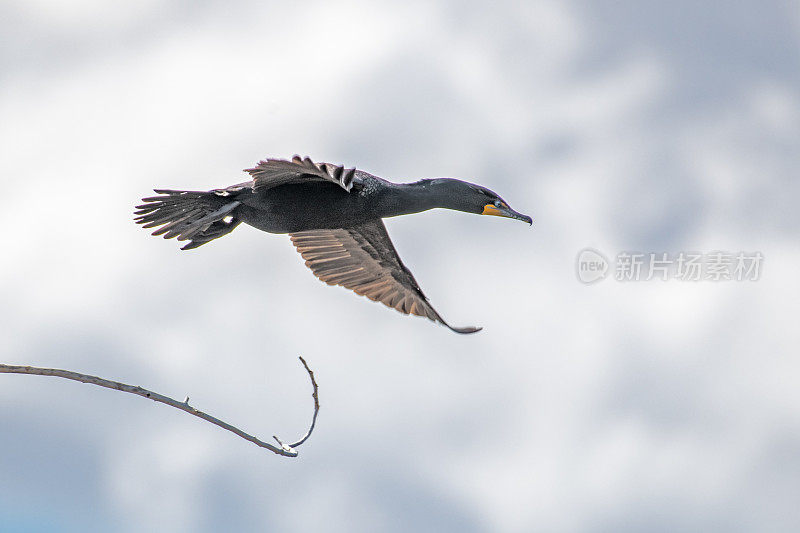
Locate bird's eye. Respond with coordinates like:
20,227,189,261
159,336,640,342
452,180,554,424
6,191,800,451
494,199,502,207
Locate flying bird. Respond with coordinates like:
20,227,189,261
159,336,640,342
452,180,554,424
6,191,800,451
134,156,531,333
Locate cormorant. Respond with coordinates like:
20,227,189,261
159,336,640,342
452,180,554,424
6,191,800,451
134,156,531,333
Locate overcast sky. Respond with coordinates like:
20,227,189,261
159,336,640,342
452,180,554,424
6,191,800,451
1,1,799,532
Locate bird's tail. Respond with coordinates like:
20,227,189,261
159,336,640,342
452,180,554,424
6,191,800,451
134,189,242,250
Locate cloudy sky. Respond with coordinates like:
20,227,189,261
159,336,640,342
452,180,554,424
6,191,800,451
1,1,799,531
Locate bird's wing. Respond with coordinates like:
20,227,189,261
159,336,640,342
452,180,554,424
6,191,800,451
245,155,357,193
289,220,481,334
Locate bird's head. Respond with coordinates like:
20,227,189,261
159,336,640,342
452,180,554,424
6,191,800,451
425,178,532,224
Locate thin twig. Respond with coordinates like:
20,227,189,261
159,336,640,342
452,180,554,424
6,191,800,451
284,356,318,448
0,356,320,457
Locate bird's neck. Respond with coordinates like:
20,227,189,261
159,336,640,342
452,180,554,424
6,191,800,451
382,180,453,217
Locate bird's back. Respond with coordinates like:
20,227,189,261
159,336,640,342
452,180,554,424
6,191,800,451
235,171,391,233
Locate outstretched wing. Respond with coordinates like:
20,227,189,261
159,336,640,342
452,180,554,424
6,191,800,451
289,220,481,334
245,155,357,193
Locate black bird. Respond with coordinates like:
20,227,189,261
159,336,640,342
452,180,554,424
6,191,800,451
134,156,531,333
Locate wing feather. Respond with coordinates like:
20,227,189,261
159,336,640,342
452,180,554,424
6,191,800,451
245,155,357,192
289,220,480,334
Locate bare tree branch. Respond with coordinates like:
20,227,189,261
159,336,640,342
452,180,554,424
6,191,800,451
281,356,319,448
0,356,320,457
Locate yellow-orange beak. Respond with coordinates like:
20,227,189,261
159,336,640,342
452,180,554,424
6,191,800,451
482,203,532,224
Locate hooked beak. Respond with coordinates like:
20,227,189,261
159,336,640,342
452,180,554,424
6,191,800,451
482,204,533,225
